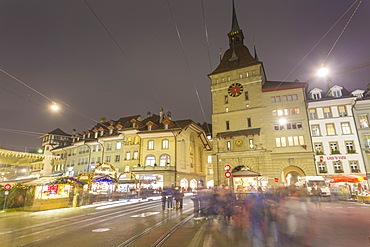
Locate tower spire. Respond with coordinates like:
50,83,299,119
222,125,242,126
228,0,244,49
253,38,259,61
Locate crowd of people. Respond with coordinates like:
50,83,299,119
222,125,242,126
190,185,324,247
160,187,185,209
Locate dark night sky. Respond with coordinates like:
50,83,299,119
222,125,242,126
0,0,369,151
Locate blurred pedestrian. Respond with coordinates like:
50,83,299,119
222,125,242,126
311,182,322,209
161,190,167,210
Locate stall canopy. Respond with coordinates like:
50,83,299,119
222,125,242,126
330,174,367,183
232,170,261,177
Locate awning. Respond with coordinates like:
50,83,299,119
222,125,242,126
232,170,262,177
330,174,367,183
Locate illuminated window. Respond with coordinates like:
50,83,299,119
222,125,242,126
311,125,320,136
148,140,154,150
227,141,231,150
145,156,155,166
281,137,286,147
276,137,281,147
225,95,228,104
359,115,369,128
326,123,336,135
225,107,229,112
160,155,170,166
126,151,131,160
162,139,169,149
338,106,347,117
116,141,122,150
323,107,332,118
133,151,139,160
288,136,293,146
277,110,283,116
309,109,317,119
207,156,212,163
272,110,277,116
341,122,351,134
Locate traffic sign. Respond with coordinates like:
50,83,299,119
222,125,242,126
224,171,232,178
4,184,11,190
224,165,231,171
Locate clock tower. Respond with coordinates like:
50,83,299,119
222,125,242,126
208,1,315,186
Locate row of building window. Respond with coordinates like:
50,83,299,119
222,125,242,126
274,122,302,130
215,71,257,84
147,139,169,150
276,136,305,147
311,122,352,136
272,108,300,116
144,155,171,166
270,94,298,103
309,106,347,119
315,142,356,155
317,161,359,173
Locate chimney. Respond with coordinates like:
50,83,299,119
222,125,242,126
159,108,163,122
147,111,151,118
100,117,106,123
72,129,76,136
167,111,172,120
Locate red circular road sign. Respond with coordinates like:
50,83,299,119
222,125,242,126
4,184,11,190
224,171,232,178
224,165,231,171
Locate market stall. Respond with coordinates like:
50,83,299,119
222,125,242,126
330,174,368,202
232,170,264,200
23,176,74,211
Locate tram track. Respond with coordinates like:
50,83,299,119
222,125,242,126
118,208,194,247
0,200,163,246
0,200,161,237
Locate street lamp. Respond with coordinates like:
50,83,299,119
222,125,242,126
50,102,59,111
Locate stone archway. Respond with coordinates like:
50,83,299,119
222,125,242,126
180,178,188,189
282,166,305,185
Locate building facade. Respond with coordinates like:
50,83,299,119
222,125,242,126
39,109,212,189
307,85,367,179
208,2,316,186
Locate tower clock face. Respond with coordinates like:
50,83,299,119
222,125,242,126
228,83,243,97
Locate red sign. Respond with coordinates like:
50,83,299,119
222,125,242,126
224,165,231,171
44,185,58,194
224,172,232,178
274,178,279,182
4,184,11,190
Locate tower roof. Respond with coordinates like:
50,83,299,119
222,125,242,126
209,0,259,75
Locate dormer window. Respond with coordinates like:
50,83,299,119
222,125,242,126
133,122,136,128
313,93,321,100
109,129,113,135
94,132,98,138
164,124,168,129
83,134,85,139
87,133,90,138
148,125,152,131
100,130,104,136
333,90,342,98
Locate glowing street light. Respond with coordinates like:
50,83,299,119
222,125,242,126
51,102,59,111
279,118,287,125
317,67,329,77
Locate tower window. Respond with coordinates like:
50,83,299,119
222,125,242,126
226,121,230,130
247,118,251,127
245,91,249,100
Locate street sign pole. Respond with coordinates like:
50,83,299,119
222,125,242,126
2,191,9,211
